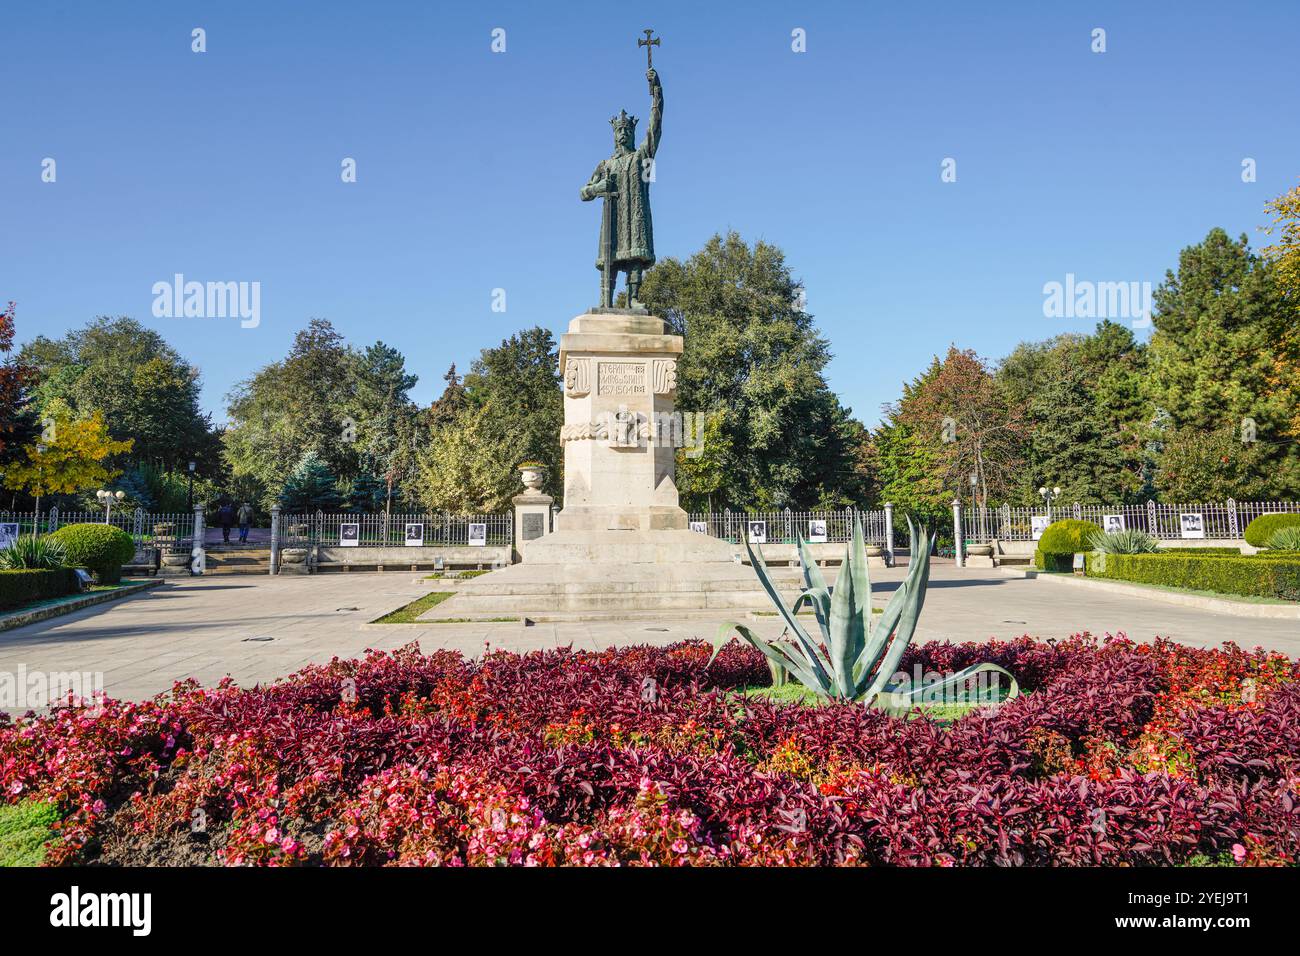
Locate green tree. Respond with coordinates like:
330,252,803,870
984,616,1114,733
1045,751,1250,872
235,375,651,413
18,316,218,473
1145,228,1299,496
1154,426,1270,501
224,319,422,508
639,232,864,509
998,321,1149,503
277,451,343,513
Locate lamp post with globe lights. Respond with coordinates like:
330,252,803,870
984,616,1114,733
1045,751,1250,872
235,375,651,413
97,489,125,523
1038,485,1061,522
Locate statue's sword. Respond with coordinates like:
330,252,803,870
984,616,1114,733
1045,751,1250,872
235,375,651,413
601,185,618,309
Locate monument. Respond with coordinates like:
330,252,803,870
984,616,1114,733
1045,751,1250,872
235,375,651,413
429,32,800,618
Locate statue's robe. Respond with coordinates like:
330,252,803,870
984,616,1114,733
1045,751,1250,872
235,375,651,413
583,83,662,272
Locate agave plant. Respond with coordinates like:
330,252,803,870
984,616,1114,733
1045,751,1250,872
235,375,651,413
714,517,1017,712
1088,528,1160,554
1266,525,1300,551
0,534,68,570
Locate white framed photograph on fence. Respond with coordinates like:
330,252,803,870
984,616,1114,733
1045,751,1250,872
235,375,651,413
0,523,18,550
339,523,360,547
1030,516,1050,540
747,521,767,544
467,523,487,547
1180,512,1205,539
404,523,424,547
807,519,828,543
1103,514,1126,533
688,521,707,534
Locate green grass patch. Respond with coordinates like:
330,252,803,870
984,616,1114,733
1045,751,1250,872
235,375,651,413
371,591,454,624
734,682,1012,724
0,801,59,867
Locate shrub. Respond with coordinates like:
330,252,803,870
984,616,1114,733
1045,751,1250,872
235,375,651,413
1035,518,1102,571
47,523,135,584
0,535,67,570
1165,546,1243,556
1089,528,1159,554
1267,526,1300,551
1088,552,1300,601
0,568,80,608
1244,513,1300,548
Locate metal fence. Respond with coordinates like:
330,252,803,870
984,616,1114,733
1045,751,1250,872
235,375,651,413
0,506,196,560
960,499,1300,543
687,508,889,545
278,512,513,548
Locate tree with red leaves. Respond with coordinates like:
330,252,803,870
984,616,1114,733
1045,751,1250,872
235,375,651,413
0,301,39,469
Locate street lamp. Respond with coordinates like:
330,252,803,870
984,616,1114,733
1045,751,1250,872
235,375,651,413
33,443,47,533
1038,485,1061,521
96,489,125,523
187,460,197,510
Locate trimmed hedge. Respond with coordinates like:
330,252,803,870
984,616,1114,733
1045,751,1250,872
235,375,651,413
0,569,80,609
47,524,135,584
1243,513,1300,548
1163,546,1241,556
1087,552,1300,602
1034,519,1101,572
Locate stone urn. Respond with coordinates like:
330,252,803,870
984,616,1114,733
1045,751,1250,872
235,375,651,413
518,464,546,492
865,545,884,558
159,552,190,577
152,522,175,538
966,544,994,557
279,547,310,575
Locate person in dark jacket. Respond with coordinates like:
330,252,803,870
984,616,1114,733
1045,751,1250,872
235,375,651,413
217,500,236,544
237,502,254,543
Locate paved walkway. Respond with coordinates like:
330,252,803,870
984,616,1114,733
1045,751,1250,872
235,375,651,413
1,566,1296,709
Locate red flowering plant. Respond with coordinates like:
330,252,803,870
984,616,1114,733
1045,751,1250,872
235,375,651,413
1,634,1297,866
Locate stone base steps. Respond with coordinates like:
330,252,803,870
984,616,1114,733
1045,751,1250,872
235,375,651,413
425,562,805,618
203,550,271,575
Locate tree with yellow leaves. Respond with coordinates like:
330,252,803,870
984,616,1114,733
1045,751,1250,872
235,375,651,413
1,405,134,516
1262,182,1300,443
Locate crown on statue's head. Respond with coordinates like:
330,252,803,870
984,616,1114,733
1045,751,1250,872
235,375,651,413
609,109,639,137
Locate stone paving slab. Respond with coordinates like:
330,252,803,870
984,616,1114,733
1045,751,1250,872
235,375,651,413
1,567,1297,711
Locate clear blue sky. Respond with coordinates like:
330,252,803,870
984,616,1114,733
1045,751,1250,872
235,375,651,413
3,1,1297,428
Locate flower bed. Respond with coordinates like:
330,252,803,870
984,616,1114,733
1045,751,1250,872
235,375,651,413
1,636,1297,866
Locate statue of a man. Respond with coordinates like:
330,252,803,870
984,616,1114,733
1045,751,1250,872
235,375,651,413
581,67,662,310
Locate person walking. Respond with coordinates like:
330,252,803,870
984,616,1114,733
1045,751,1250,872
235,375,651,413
216,499,236,544
237,501,254,544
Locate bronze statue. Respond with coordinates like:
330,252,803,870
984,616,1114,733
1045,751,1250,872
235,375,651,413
581,30,662,311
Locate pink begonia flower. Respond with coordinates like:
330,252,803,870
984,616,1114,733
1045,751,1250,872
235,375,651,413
264,827,280,845
671,839,689,854
1231,843,1247,863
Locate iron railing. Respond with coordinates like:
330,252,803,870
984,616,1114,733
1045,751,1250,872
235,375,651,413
686,508,888,545
0,506,195,560
278,511,513,548
959,499,1300,543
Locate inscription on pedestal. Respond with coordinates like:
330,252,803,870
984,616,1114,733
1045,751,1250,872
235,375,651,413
522,513,546,541
598,361,647,396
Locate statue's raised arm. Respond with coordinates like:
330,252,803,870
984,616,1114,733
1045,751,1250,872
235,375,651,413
641,68,662,158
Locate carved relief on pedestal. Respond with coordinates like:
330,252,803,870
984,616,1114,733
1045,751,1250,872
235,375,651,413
564,357,591,397
651,358,677,396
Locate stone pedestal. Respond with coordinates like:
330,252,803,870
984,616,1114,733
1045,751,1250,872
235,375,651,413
512,492,554,562
555,310,686,532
